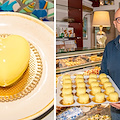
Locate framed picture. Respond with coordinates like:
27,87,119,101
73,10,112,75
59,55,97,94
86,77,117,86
83,17,88,39
100,0,104,6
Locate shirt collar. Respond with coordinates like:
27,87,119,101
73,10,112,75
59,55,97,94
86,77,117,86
114,35,120,50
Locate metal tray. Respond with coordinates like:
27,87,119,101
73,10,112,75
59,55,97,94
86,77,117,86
57,75,120,107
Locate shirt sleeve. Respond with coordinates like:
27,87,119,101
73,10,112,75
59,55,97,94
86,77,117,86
100,45,109,75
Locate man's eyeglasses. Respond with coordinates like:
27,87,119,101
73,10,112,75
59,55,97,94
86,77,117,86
115,17,120,24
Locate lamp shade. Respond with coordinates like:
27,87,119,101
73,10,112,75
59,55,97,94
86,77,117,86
92,11,111,27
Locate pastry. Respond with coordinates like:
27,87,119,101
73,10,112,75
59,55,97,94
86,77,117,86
91,86,101,95
89,73,97,79
103,82,112,89
63,94,74,105
75,78,84,84
86,114,110,120
63,79,72,84
105,86,115,95
78,93,89,104
108,92,119,102
99,73,107,80
0,35,30,87
76,87,86,96
101,77,109,84
76,74,84,79
88,78,97,84
94,93,105,103
90,81,99,88
76,82,86,88
62,88,72,96
63,83,72,89
62,74,71,79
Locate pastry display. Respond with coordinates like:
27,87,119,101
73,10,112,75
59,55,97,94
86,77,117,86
63,94,74,105
90,81,99,88
89,73,97,79
89,55,102,62
99,73,107,80
105,86,115,95
63,79,72,84
101,77,109,84
108,92,119,102
56,56,88,69
88,78,97,84
76,87,86,97
86,114,110,120
76,74,84,79
63,83,72,89
76,82,86,88
0,35,30,87
103,82,112,89
78,93,89,104
91,86,101,95
94,93,105,103
62,88,72,96
75,78,84,84
56,54,102,69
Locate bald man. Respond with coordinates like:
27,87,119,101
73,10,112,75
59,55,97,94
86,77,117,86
100,9,120,120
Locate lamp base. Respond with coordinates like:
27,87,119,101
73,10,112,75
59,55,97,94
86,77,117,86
96,30,107,48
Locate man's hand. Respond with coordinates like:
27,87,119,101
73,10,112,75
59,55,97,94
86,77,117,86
110,103,120,110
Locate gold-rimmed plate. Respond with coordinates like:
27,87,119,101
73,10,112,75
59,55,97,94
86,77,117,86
0,12,54,120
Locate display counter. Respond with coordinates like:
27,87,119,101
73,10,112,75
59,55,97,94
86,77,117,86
56,48,104,74
56,103,111,120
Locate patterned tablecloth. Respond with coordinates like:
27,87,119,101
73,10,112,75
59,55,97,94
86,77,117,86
0,0,54,21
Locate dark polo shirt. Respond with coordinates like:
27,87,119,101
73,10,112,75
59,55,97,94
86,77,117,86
100,35,120,89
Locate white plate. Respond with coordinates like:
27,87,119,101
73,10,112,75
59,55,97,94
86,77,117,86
0,12,54,120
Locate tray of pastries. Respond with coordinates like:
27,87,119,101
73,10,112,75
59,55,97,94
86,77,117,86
56,73,120,107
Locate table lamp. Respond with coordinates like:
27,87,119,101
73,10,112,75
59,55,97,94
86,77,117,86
92,11,110,47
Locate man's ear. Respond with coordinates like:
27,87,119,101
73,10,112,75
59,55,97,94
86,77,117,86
113,21,117,28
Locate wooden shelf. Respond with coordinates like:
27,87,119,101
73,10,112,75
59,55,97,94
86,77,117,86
56,37,78,40
93,5,116,11
83,5,93,12
93,0,119,11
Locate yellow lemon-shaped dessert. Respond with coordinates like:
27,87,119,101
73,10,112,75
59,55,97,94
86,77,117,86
0,35,30,87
